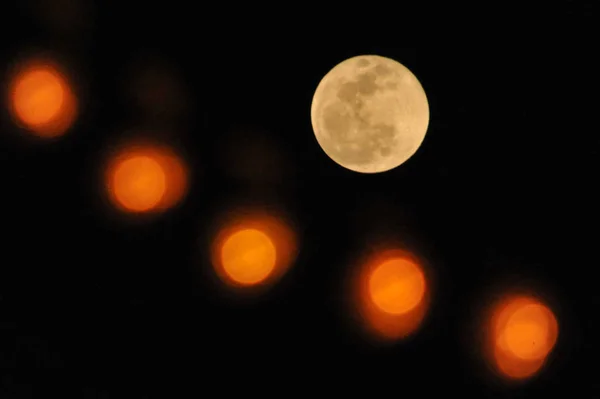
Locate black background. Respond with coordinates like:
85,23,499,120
1,1,598,397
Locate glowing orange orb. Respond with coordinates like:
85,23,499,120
14,69,63,124
500,303,556,361
220,228,277,285
368,257,426,315
9,61,77,138
354,249,430,341
210,210,297,290
487,295,558,380
106,143,188,214
112,155,166,212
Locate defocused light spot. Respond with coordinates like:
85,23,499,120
354,249,430,341
8,60,77,138
210,210,297,291
221,228,277,285
112,155,166,212
14,69,63,124
105,142,188,214
485,295,558,380
369,257,425,315
500,303,555,360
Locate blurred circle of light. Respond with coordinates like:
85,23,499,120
8,59,77,138
210,209,297,291
105,141,188,214
221,228,277,285
369,257,426,315
112,155,166,212
485,294,558,381
354,248,431,342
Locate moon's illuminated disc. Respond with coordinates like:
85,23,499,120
311,55,429,173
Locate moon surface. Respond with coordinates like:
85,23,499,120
311,55,429,173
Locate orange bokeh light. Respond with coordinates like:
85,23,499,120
105,142,188,214
369,257,426,315
486,295,558,380
355,248,430,341
8,60,77,138
221,228,277,285
211,210,297,290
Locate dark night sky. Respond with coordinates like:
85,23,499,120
0,1,598,397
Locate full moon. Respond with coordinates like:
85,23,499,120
311,55,429,173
